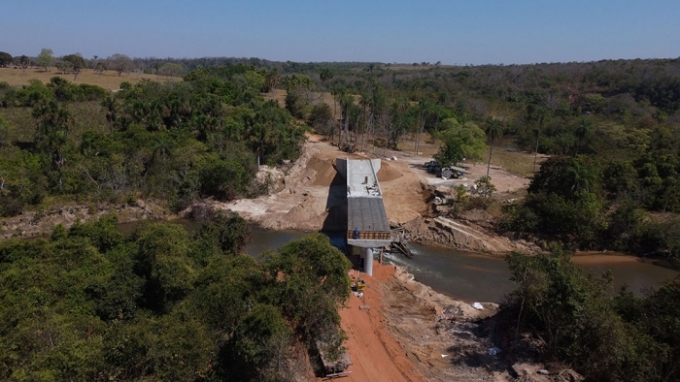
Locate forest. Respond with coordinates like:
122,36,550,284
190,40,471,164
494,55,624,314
0,63,306,217
0,213,351,381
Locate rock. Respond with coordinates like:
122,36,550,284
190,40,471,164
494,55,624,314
359,305,372,311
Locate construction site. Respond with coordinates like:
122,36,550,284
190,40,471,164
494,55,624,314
209,134,573,381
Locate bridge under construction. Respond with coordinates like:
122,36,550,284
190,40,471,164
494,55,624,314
336,158,393,276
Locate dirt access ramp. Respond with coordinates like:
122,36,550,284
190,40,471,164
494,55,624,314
340,262,580,382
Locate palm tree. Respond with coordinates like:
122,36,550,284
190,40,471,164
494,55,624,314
340,94,354,149
485,120,504,178
264,68,280,99
101,95,118,133
567,160,595,193
532,107,549,173
574,119,591,157
330,86,346,147
414,100,433,154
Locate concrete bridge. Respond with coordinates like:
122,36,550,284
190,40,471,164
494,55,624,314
336,158,392,276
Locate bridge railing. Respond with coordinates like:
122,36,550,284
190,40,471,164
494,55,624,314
346,231,391,241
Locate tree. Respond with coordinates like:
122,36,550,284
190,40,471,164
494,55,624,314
319,68,334,86
309,102,334,136
0,114,9,151
101,95,118,133
37,48,54,72
574,118,591,157
158,62,184,78
108,53,132,76
340,93,354,148
62,53,86,70
262,67,280,98
32,100,73,189
94,61,107,76
330,86,346,145
63,53,86,80
473,176,496,197
433,118,486,167
17,55,29,73
484,119,504,177
0,51,12,67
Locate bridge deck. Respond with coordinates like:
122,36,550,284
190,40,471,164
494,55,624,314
347,198,390,239
338,158,392,246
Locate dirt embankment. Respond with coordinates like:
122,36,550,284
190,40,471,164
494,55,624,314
341,262,578,382
0,199,169,240
212,134,432,231
402,216,540,254
211,134,537,253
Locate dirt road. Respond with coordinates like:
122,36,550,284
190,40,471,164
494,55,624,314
337,262,544,382
338,264,424,382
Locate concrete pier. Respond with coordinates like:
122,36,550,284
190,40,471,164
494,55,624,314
364,247,373,277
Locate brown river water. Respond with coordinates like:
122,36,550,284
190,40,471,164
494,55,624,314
117,221,679,303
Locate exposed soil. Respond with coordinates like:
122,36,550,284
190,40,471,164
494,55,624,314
402,216,540,254
338,262,576,382
210,133,536,253
0,199,170,240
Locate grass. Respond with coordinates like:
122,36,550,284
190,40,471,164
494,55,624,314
265,89,342,119
488,147,545,178
0,67,181,91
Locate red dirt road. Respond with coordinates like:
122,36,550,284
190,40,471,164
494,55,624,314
335,263,424,382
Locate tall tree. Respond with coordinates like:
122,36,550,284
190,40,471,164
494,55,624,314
108,53,132,76
17,55,29,73
37,48,53,72
101,95,118,133
574,118,591,157
485,119,504,178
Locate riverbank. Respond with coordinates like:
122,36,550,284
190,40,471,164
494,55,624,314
340,261,579,381
0,198,170,240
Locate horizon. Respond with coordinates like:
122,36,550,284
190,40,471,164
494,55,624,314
3,0,680,66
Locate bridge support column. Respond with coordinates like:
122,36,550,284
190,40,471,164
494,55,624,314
364,247,373,276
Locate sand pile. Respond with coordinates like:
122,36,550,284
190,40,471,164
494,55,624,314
306,157,342,187
377,162,403,182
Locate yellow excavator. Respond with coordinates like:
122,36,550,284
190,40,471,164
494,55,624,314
351,279,366,291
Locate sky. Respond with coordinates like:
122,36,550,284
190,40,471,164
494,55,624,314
2,0,679,65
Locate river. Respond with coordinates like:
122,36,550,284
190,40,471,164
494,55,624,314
245,228,678,303
117,221,679,303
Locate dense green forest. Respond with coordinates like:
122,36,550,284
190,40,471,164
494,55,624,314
0,64,306,217
0,213,351,381
502,251,680,382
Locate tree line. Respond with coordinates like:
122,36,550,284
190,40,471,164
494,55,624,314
0,64,306,217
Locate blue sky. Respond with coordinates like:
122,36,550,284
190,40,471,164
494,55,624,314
2,0,679,64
